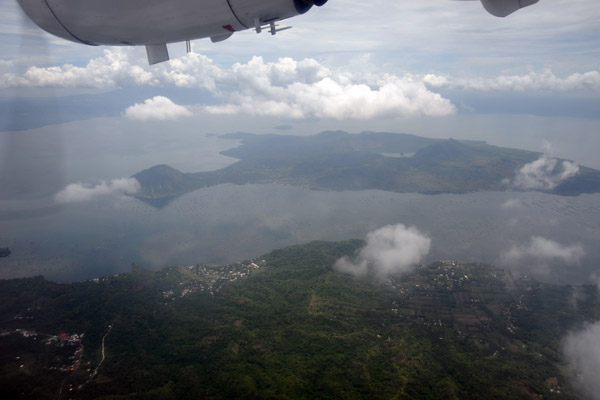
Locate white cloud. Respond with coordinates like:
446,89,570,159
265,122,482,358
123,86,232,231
216,56,456,119
508,155,579,191
334,224,431,280
3,47,600,121
563,321,600,400
501,198,522,209
424,70,600,92
124,96,192,121
206,57,455,118
501,236,585,275
206,71,455,119
2,50,456,120
0,50,321,90
54,178,140,203
5,50,156,88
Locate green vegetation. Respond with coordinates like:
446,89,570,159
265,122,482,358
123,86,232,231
132,131,600,206
0,241,597,399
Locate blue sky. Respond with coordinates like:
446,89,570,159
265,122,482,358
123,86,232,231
1,0,599,165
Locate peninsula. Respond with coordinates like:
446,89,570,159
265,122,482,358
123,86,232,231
132,131,600,206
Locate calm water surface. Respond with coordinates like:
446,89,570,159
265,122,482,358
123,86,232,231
1,186,598,284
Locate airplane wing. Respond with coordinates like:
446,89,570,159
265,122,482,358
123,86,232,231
16,0,540,64
455,0,539,17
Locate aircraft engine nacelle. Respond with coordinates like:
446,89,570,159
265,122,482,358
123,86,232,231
16,0,325,47
480,0,539,17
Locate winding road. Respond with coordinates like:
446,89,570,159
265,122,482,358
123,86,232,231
91,315,120,379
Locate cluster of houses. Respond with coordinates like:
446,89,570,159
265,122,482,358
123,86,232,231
161,260,265,299
2,328,85,373
385,261,511,336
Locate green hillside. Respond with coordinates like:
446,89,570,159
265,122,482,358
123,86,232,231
0,241,597,399
132,131,600,206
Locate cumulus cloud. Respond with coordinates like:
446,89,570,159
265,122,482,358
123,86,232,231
501,236,584,276
1,49,455,119
334,224,431,280
5,48,599,119
54,178,140,203
563,321,600,400
5,48,600,119
206,73,455,119
423,69,600,92
501,198,522,209
203,57,455,119
0,50,224,90
124,96,192,121
507,155,579,191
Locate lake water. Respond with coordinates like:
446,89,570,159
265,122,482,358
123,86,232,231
1,119,599,284
1,184,598,284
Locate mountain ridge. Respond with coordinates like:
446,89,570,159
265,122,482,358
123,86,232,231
131,131,600,207
0,240,597,399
